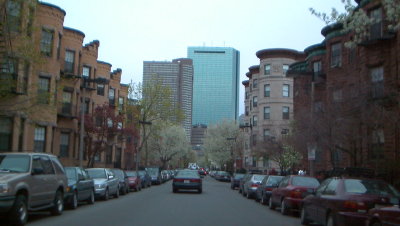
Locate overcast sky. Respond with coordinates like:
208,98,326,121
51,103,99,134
41,0,347,115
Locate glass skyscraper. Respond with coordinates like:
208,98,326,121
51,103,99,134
188,46,240,126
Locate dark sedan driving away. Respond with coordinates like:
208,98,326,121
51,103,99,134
172,170,202,193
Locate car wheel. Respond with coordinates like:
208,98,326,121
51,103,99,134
104,188,109,200
114,187,120,198
261,195,266,205
269,197,275,210
69,191,78,209
87,190,95,204
231,185,234,190
9,194,28,226
238,188,242,194
50,190,64,216
326,214,335,226
173,188,178,193
300,206,311,225
121,186,126,195
281,199,289,215
246,191,251,199
139,185,142,191
198,188,202,194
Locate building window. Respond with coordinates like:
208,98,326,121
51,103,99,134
283,84,290,97
331,43,342,67
313,61,322,81
252,96,258,107
21,61,29,94
264,84,270,97
313,101,323,113
369,7,383,40
264,64,271,75
333,89,343,102
64,50,75,73
245,91,249,100
109,88,115,105
40,29,53,56
118,97,124,112
283,64,289,74
34,126,46,152
1,57,18,74
245,106,249,116
97,84,105,96
57,34,62,59
263,129,270,141
38,77,50,104
252,134,257,146
282,106,289,120
106,146,113,164
370,129,384,159
281,129,289,135
0,117,12,152
60,133,69,157
6,0,21,32
253,79,258,88
253,115,258,126
82,66,91,77
264,107,270,120
84,100,90,114
371,67,384,98
62,91,72,114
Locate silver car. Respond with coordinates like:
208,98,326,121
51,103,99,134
243,174,266,199
86,168,119,200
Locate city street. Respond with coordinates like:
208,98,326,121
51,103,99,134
21,176,300,226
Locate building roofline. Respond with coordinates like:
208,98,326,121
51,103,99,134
256,48,305,60
39,2,66,16
63,26,85,37
97,60,112,67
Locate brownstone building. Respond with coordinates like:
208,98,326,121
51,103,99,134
0,1,134,168
288,0,400,184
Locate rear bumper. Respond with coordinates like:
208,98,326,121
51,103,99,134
336,211,369,226
284,197,302,210
173,182,202,190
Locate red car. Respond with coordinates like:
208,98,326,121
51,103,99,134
269,175,320,215
300,178,400,226
126,171,142,191
366,205,400,226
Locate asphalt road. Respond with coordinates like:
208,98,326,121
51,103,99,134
21,176,301,226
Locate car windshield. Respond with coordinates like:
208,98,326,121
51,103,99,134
138,171,145,176
65,168,77,180
176,170,199,178
86,169,107,179
292,176,320,187
146,168,159,176
126,171,138,177
266,176,284,185
344,179,400,197
112,170,124,178
234,174,245,179
253,175,266,181
0,155,30,173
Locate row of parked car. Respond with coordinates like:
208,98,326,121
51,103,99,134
213,170,400,226
0,152,170,226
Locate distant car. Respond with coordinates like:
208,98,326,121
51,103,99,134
231,173,245,189
215,171,231,182
300,177,400,226
138,170,152,188
126,171,142,191
173,170,202,193
255,175,284,204
269,175,320,215
64,167,95,209
198,168,207,176
242,174,266,199
86,168,120,200
111,169,129,195
0,153,67,225
366,204,400,226
239,174,253,194
146,167,162,185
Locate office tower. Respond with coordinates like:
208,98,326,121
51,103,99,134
188,46,240,126
143,59,193,139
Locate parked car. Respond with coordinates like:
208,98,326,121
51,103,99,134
243,174,267,199
231,173,245,189
138,170,151,188
366,204,400,226
198,168,207,176
0,153,67,225
111,169,129,195
269,175,320,215
300,177,400,226
86,168,119,200
239,174,253,194
255,175,284,204
215,171,231,182
173,170,202,193
126,171,142,191
146,167,162,185
64,167,95,209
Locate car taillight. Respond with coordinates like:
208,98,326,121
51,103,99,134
251,183,259,188
191,179,201,183
290,189,303,198
344,201,368,211
174,178,184,182
265,187,273,191
129,177,137,181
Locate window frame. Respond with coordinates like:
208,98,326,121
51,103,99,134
282,84,290,97
40,28,54,57
264,84,270,97
264,64,271,75
282,106,290,120
64,50,75,73
34,126,46,153
264,106,270,120
331,42,342,68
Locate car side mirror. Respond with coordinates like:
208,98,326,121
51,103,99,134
32,168,44,175
108,175,114,179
